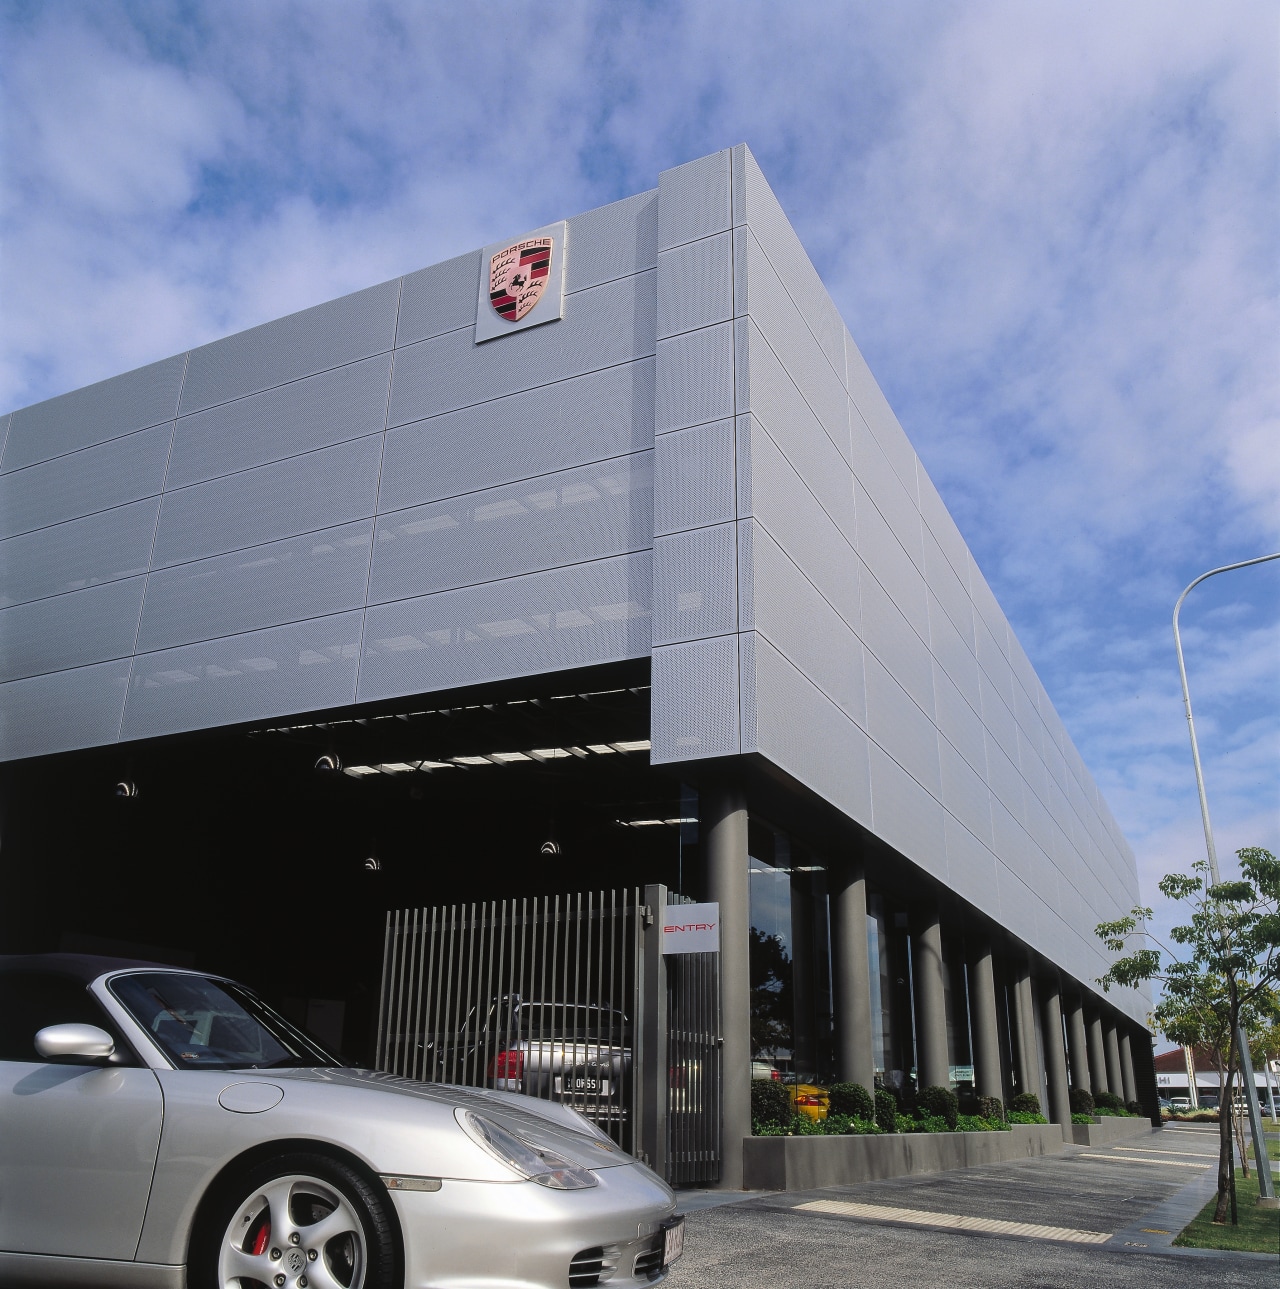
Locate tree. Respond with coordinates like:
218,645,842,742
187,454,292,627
1095,846,1280,1224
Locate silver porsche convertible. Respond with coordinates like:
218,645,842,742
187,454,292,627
0,954,683,1289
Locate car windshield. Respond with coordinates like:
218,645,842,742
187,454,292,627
110,972,343,1070
516,1003,630,1042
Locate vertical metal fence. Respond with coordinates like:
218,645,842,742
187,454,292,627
376,891,644,1151
666,949,721,1185
376,884,722,1183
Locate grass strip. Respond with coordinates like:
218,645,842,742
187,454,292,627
1172,1173,1280,1253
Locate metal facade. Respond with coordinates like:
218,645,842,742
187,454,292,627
0,149,1145,1022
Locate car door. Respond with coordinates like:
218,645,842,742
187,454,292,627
0,970,164,1258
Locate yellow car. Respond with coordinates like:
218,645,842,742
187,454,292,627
788,1083,829,1121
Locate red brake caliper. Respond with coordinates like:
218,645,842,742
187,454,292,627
248,1212,271,1257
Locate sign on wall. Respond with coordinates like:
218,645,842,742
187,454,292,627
662,902,719,954
475,220,567,343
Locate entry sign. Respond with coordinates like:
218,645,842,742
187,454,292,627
662,903,719,954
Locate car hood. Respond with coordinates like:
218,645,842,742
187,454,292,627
266,1067,635,1172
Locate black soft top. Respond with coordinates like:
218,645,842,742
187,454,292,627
0,953,192,983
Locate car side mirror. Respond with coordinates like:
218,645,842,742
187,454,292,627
34,1023,116,1064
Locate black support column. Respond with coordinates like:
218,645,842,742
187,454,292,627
1040,976,1072,1131
911,902,951,1090
703,781,750,1189
830,860,875,1094
1066,994,1091,1094
969,937,1004,1103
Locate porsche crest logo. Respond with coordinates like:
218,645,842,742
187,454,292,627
488,237,553,322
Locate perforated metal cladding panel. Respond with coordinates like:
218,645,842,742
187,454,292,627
845,339,921,503
151,435,384,568
858,566,933,714
855,482,928,639
136,522,374,653
396,251,481,348
564,190,659,293
369,453,653,605
923,525,976,652
737,229,848,459
0,414,10,465
731,146,846,379
650,635,739,762
657,151,731,252
356,552,651,703
868,741,947,883
654,324,734,434
653,419,735,536
863,650,941,799
0,577,147,682
0,499,160,608
179,280,400,416
167,353,393,488
2,354,186,472
743,418,860,632
932,659,983,778
378,359,655,514
744,521,866,727
388,271,656,429
120,611,365,741
0,658,132,761
937,734,996,847
746,631,873,825
656,234,733,340
734,334,857,540
0,422,173,540
850,415,924,572
650,524,737,646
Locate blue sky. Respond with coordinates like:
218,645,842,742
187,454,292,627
2,0,1276,976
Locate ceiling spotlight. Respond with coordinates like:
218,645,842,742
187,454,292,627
114,780,139,800
315,754,342,774
363,856,382,872
540,840,561,858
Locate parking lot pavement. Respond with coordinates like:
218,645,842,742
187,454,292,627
665,1125,1274,1288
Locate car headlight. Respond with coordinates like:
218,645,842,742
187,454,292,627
456,1109,599,1190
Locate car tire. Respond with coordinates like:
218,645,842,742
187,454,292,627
191,1151,398,1289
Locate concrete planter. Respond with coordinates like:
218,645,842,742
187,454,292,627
742,1123,1065,1191
1067,1115,1154,1146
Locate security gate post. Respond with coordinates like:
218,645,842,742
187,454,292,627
638,883,669,1177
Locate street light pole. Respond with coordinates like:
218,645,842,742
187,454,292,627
1172,550,1280,1206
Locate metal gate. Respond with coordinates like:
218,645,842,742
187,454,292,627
375,884,720,1183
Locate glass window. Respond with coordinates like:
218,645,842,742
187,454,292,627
747,818,835,1083
0,971,131,1064
110,973,341,1070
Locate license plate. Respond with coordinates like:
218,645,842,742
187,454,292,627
662,1217,685,1265
554,1074,610,1095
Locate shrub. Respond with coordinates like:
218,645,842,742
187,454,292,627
751,1078,791,1128
1008,1110,1048,1125
825,1113,881,1136
894,1112,917,1133
919,1084,959,1130
955,1113,994,1132
1068,1087,1095,1116
1125,1101,1144,1117
1094,1090,1125,1112
828,1082,875,1120
976,1095,1004,1122
914,1114,951,1133
1071,1112,1094,1125
874,1090,898,1134
1008,1092,1041,1115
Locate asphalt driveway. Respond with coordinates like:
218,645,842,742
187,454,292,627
665,1124,1275,1288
